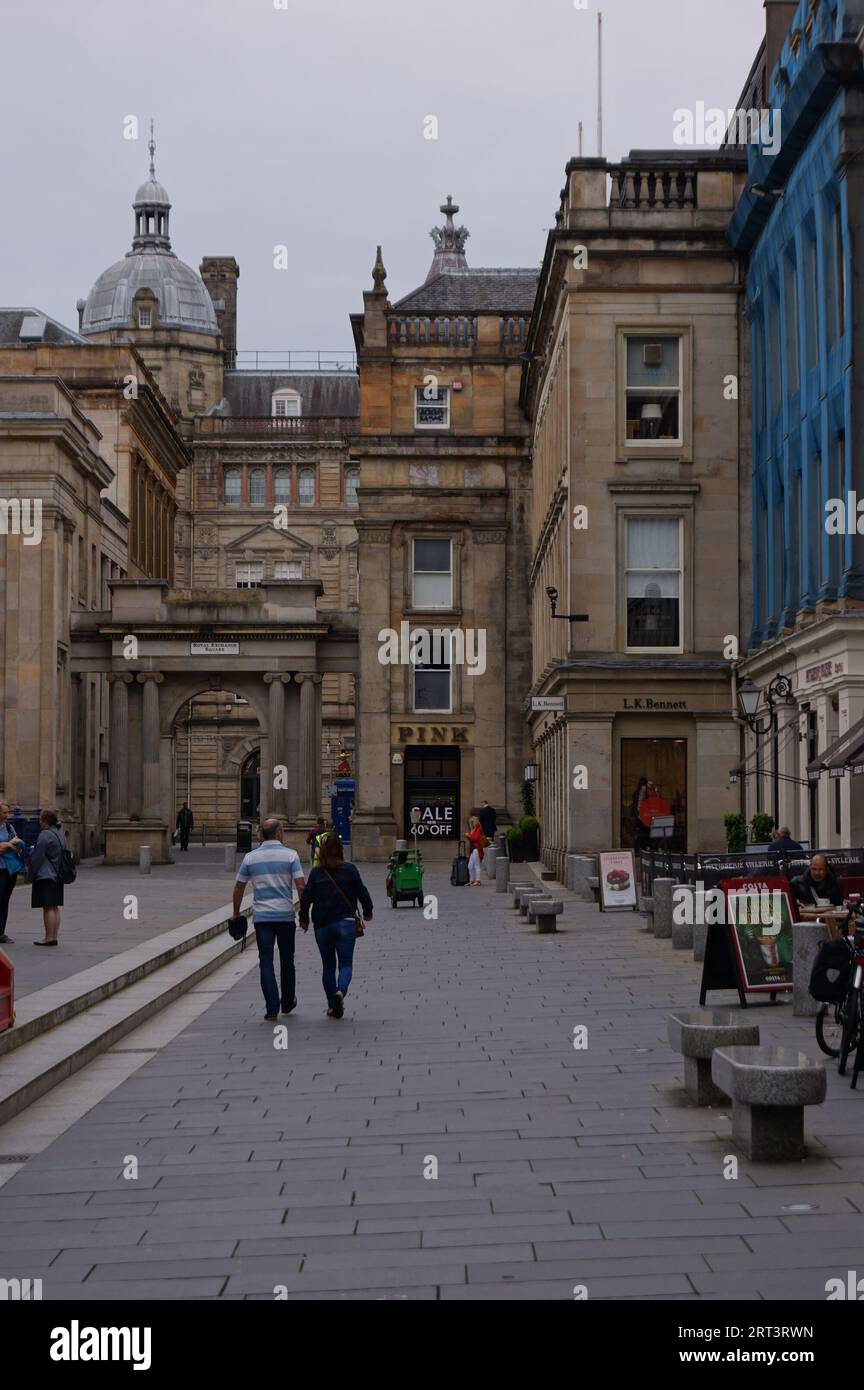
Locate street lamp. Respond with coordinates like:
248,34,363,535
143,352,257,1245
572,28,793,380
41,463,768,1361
736,674,794,827
523,763,539,783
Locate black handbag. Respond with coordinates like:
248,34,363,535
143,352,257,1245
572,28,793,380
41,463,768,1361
228,914,250,950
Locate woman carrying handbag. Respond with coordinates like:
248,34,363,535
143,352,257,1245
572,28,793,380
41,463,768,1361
0,801,25,945
299,833,373,1020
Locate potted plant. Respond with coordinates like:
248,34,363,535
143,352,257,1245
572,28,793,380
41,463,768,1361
505,826,525,863
749,812,775,848
724,812,746,853
519,815,541,862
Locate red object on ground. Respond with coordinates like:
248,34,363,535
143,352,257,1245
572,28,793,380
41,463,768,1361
0,949,13,1032
638,794,671,828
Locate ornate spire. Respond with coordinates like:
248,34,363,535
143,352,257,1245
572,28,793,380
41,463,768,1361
372,245,387,292
426,194,469,282
148,118,156,177
131,122,172,253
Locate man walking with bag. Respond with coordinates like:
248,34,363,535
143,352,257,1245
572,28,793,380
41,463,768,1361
233,819,306,1023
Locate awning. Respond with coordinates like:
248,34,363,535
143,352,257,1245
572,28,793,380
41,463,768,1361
729,712,803,780
807,714,864,782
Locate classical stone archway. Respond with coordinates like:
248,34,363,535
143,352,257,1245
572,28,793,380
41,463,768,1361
70,579,357,863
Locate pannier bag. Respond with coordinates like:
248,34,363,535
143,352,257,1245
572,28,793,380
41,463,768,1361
809,938,853,1004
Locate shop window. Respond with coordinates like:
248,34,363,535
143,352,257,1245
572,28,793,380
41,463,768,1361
414,384,450,430
274,468,291,504
249,468,266,505
621,738,687,852
224,468,242,504
412,538,452,608
624,336,681,443
625,517,681,650
298,467,316,506
235,562,263,589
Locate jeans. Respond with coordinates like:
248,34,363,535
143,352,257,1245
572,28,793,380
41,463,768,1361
0,869,14,935
314,917,356,1005
468,849,482,882
254,920,297,1015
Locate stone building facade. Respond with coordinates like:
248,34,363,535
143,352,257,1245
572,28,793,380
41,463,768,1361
521,152,750,874
348,202,537,860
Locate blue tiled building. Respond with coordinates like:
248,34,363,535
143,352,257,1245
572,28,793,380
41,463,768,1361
731,0,864,846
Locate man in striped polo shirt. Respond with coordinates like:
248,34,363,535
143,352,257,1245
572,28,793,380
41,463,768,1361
232,819,306,1022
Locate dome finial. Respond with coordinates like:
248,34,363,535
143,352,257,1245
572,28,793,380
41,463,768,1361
148,119,156,177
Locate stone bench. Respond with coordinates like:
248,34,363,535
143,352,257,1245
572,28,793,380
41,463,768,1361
712,1046,827,1161
508,884,537,909
530,900,563,934
667,1010,760,1106
519,891,548,918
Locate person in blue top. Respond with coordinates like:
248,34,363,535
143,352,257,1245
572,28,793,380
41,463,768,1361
233,818,306,1023
299,832,373,1020
0,801,25,945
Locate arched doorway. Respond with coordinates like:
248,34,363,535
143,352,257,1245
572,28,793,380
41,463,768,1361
240,749,261,820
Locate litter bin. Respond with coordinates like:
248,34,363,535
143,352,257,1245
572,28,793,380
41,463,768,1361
236,821,253,853
0,950,13,1033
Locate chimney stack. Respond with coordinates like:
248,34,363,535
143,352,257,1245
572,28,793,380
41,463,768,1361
200,257,240,368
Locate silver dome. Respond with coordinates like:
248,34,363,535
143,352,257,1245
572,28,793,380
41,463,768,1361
82,250,219,336
134,177,170,206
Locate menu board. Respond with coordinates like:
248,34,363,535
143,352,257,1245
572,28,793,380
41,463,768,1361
598,850,638,912
721,875,795,994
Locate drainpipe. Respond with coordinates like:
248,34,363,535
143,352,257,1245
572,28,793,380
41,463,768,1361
186,700,192,804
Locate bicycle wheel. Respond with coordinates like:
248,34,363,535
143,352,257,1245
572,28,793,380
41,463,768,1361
838,988,860,1076
816,1003,843,1058
852,1028,864,1090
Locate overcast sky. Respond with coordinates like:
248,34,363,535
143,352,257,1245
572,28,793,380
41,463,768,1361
2,0,764,352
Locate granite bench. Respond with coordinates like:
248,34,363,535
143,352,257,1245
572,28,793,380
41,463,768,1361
667,1010,760,1106
519,890,549,918
712,1046,827,1161
530,900,563,934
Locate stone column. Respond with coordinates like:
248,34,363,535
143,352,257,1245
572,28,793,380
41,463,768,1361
265,674,289,819
107,674,133,820
297,674,323,819
137,673,164,818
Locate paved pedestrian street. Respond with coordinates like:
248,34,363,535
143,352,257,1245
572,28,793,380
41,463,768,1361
3,865,864,1301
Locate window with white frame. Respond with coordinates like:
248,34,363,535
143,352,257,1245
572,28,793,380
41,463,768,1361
224,467,242,504
249,468,266,504
624,337,681,443
344,466,359,505
413,630,452,713
297,467,315,506
625,517,682,649
412,538,452,608
235,562,263,589
138,308,152,328
414,384,450,430
275,561,303,580
272,390,301,418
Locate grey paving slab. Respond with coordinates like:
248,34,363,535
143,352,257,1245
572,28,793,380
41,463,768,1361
3,859,864,1301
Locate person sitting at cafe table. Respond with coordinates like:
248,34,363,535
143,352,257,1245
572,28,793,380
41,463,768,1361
790,854,845,910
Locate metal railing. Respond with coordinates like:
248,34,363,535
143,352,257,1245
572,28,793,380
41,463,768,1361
232,350,357,372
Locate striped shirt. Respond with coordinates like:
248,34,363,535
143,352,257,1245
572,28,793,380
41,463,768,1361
236,842,304,924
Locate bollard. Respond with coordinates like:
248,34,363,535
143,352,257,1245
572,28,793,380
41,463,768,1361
566,855,597,902
672,884,693,951
693,921,708,963
138,846,151,876
495,856,510,894
652,878,675,939
793,920,828,1018
225,844,237,874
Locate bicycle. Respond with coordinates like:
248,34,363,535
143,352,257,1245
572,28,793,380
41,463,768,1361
814,916,864,1083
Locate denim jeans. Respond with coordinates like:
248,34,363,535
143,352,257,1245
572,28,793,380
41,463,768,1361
254,920,296,1015
314,917,356,1005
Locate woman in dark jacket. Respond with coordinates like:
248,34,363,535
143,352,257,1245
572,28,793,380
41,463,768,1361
299,833,373,1019
29,809,65,945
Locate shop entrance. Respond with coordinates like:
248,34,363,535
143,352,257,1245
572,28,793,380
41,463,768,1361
404,747,460,841
621,737,687,851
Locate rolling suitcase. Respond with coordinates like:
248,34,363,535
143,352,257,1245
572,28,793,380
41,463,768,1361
450,839,470,887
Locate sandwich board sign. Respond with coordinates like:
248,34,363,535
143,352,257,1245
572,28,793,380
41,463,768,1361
598,850,638,911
